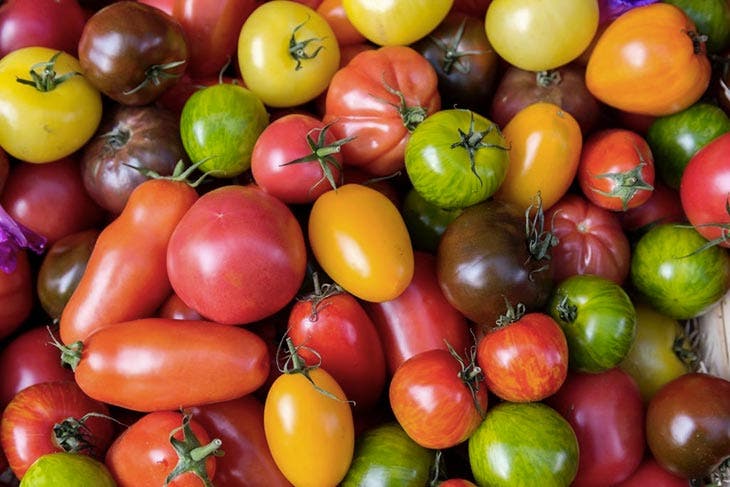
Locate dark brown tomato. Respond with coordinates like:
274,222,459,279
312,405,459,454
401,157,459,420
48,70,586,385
78,1,189,106
80,104,186,215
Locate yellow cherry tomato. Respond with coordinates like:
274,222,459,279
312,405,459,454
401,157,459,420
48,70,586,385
238,1,340,108
494,102,583,212
308,183,414,302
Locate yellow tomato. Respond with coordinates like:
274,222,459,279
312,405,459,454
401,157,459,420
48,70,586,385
264,366,355,487
494,102,582,212
308,183,414,302
0,47,102,163
238,1,340,108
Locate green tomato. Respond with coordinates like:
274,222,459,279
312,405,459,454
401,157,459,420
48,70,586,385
630,223,730,320
401,187,463,254
468,402,579,487
179,82,269,178
405,108,509,210
548,274,637,373
20,452,116,487
663,0,730,53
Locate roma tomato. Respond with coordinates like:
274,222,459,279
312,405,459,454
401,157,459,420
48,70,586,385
577,128,655,212
494,102,583,212
477,305,568,402
323,45,441,176
167,184,307,325
586,2,712,116
61,318,270,412
308,183,414,303
0,47,102,163
389,348,488,450
21,452,116,487
238,1,340,108
546,192,631,285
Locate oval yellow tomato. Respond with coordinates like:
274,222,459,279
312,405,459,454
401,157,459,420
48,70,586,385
494,102,582,212
308,183,414,302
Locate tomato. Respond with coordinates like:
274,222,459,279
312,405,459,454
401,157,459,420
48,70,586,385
477,305,568,402
577,128,656,212
316,0,366,46
630,223,730,319
264,341,355,487
400,188,463,253
618,181,686,236
585,3,712,116
485,0,599,71
0,147,8,191
323,45,441,176
179,82,269,178
546,368,645,487
156,292,204,321
0,47,102,163
78,1,189,106
405,108,509,209
468,402,579,487
548,274,637,373
60,173,199,345
680,132,730,248
342,0,453,46
238,1,340,108
614,456,689,487
20,452,116,487
106,411,219,486
1,381,115,480
646,372,730,479
389,348,487,450
61,318,270,412
251,113,347,204
0,251,33,340
664,0,730,53
494,102,583,212
619,302,694,403
308,183,414,303
364,251,470,376
167,184,307,324
546,192,631,285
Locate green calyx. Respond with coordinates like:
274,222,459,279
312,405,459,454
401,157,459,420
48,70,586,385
15,51,79,92
428,17,489,74
450,109,508,186
165,412,223,487
591,156,654,211
123,59,186,96
289,16,327,71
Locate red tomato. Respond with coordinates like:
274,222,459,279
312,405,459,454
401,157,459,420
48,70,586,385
316,0,366,46
577,128,655,211
59,175,199,345
477,306,568,402
363,251,471,376
0,381,115,479
546,192,632,285
157,292,204,321
619,180,686,234
105,410,219,487
323,45,441,176
288,278,387,411
547,368,646,487
167,184,307,325
0,251,32,340
614,456,688,487
0,147,8,191
389,348,488,450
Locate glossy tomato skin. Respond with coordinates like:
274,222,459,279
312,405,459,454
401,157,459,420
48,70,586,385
614,456,689,487
646,372,730,479
618,180,686,236
21,451,116,487
78,1,189,106
1,381,115,480
324,45,441,176
546,192,631,285
156,292,204,321
316,0,366,46
72,318,270,412
477,311,568,402
546,368,645,487
664,0,730,53
400,188,463,253
167,184,306,325
0,251,33,340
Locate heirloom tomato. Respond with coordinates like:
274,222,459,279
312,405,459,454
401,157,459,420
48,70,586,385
308,183,414,303
400,188,463,253
238,1,340,107
0,251,32,340
585,3,712,116
494,102,582,212
323,45,441,176
663,0,730,53
0,47,102,163
21,452,116,487
485,0,599,71
618,181,686,235
405,108,509,209
615,457,689,487
342,0,453,46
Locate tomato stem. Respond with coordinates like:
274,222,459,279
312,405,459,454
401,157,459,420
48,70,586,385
165,412,223,487
536,70,561,87
289,16,327,71
299,272,343,321
427,17,490,74
524,192,559,276
556,295,577,323
495,298,526,327
53,412,125,456
590,142,654,211
449,109,508,186
123,59,186,96
47,326,83,371
374,75,428,132
15,51,79,92
446,340,486,418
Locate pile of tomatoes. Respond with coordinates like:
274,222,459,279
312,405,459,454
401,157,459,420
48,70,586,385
1,0,730,485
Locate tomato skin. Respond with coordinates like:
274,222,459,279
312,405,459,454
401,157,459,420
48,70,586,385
323,45,441,176
614,456,688,487
0,250,33,340
618,181,686,236
264,367,355,487
477,311,568,403
0,381,115,480
59,177,198,345
316,0,366,46
72,318,270,412
586,3,712,116
156,292,204,321
308,183,414,303
21,451,116,486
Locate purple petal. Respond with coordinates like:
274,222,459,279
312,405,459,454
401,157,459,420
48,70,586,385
599,0,660,23
0,204,46,274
